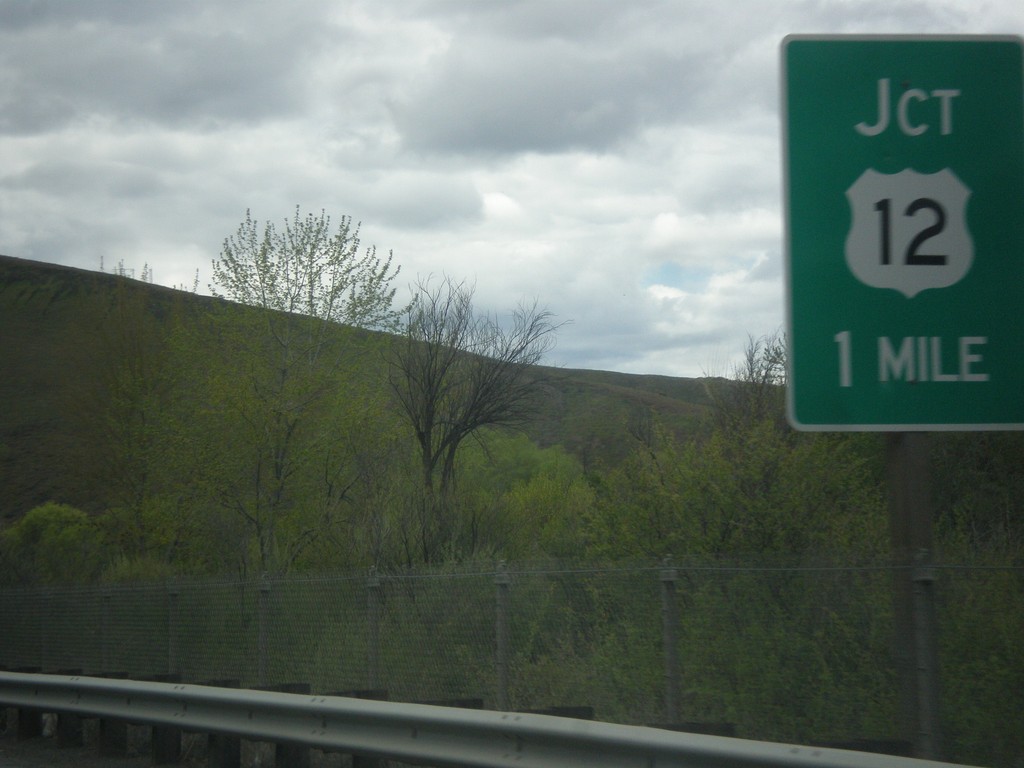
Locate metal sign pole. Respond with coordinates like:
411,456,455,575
887,432,941,760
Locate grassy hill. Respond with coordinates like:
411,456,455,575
0,253,713,523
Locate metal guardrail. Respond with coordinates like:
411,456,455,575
0,671,973,768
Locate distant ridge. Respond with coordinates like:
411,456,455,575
0,253,711,521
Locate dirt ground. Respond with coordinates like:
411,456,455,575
0,727,155,768
0,711,378,767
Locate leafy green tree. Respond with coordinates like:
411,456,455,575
59,277,205,574
589,332,887,560
450,432,594,560
0,502,105,584
926,434,1024,765
583,422,697,560
212,207,405,332
683,423,885,556
206,207,406,574
938,557,1024,766
931,432,1024,554
387,276,559,563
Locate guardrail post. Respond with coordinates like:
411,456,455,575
495,561,511,711
15,706,43,741
258,576,271,687
205,679,241,768
331,689,388,768
146,674,182,765
367,567,382,690
98,672,129,757
661,556,681,724
258,682,312,768
208,731,241,768
55,668,84,747
12,666,43,741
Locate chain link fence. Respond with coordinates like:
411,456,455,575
1,559,1021,766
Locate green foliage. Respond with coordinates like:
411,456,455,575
453,433,595,560
181,308,393,574
5,255,1024,764
1,254,712,530
675,566,896,742
0,502,105,584
507,570,663,720
100,553,179,584
931,432,1024,554
212,206,405,332
588,404,886,560
583,423,695,559
201,207,408,574
938,562,1024,766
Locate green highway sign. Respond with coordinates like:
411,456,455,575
782,35,1024,431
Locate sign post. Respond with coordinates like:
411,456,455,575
782,35,1024,760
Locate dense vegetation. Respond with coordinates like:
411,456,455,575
0,252,708,578
1,252,1022,579
2,249,1023,765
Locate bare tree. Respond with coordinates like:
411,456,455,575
704,330,787,434
387,276,559,562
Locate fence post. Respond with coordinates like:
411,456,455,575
258,576,271,687
101,589,112,673
495,561,511,711
40,590,50,670
367,567,382,690
661,556,680,724
167,582,180,678
913,549,941,760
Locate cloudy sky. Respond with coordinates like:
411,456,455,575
2,1,1022,377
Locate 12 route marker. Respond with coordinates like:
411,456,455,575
782,35,1024,430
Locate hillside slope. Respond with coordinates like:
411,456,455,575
0,254,712,521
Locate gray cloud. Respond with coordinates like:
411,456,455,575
388,1,747,156
1,157,168,199
1,0,1021,378
360,172,483,229
393,38,690,155
0,0,183,31
0,1,336,133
